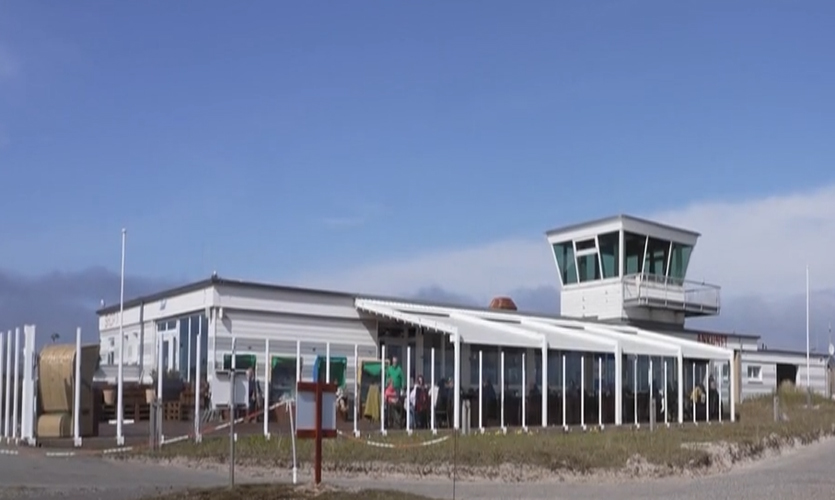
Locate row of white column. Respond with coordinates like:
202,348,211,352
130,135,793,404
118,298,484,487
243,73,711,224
0,326,46,446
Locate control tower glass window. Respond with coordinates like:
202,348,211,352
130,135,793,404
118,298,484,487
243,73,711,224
623,232,646,275
575,238,600,282
644,237,671,277
669,243,693,280
553,242,578,285
597,231,619,278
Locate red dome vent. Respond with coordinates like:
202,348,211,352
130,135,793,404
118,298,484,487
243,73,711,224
488,296,517,311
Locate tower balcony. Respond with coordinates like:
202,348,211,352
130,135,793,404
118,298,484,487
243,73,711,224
622,273,721,317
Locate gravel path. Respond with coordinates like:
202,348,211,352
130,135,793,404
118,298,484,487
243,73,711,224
2,439,835,499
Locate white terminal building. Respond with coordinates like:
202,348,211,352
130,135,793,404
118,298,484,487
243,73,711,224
96,214,830,428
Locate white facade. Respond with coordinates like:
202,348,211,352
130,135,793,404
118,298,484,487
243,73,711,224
740,350,829,400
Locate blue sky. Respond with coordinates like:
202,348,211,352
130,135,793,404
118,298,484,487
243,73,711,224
2,1,835,345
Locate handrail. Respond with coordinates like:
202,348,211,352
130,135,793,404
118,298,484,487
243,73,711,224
621,272,721,314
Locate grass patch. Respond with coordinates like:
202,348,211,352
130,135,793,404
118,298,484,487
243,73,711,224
139,386,835,474
139,483,432,500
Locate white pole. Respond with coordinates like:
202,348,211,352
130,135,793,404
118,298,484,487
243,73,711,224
3,331,10,441
541,343,548,428
325,342,331,383
157,327,164,443
597,357,603,428
499,350,505,433
478,350,483,433
453,335,460,431
195,316,202,443
73,327,82,447
806,265,811,399
718,364,723,423
353,344,359,437
705,362,710,423
692,363,697,424
430,347,436,434
633,357,638,427
0,331,3,441
288,396,298,485
12,327,20,441
187,317,192,383
561,354,566,430
580,355,585,430
380,344,386,435
263,339,270,439
649,357,654,425
521,352,527,431
406,345,411,434
663,359,669,427
116,228,126,446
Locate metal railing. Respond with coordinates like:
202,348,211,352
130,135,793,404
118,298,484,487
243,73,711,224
622,272,721,314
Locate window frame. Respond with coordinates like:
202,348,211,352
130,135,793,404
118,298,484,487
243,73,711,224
746,364,763,383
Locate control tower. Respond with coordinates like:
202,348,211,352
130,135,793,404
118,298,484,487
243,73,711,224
546,214,720,326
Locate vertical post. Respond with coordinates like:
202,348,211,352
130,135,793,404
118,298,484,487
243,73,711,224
663,359,669,427
3,331,11,441
478,350,483,433
718,364,723,423
264,339,270,439
453,334,460,431
380,344,386,435
229,338,236,487
187,317,192,383
430,347,436,434
73,327,82,447
521,352,527,431
195,315,203,443
0,331,3,440
692,363,697,424
314,382,323,485
325,342,331,384
649,357,654,427
406,345,412,434
730,355,736,422
157,326,164,442
705,361,710,423
117,228,126,447
12,327,20,441
500,350,505,433
806,264,811,405
541,342,548,428
580,355,585,430
561,353,566,430
20,325,35,444
353,344,359,437
633,356,638,427
677,354,685,424
598,357,603,428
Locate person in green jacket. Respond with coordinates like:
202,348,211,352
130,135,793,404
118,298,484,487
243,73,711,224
386,356,405,394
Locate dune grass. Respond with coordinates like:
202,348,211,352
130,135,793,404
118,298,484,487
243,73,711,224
139,386,835,473
139,483,433,500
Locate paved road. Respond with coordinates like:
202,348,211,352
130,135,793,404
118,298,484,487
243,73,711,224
2,439,835,499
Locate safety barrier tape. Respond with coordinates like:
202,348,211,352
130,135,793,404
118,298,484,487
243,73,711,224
0,400,292,459
336,429,451,449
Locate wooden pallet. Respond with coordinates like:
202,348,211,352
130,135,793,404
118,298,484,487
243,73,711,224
100,402,151,422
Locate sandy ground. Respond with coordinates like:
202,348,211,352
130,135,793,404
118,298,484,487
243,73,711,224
3,437,835,499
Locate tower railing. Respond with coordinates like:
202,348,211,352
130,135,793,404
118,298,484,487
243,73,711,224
621,272,721,315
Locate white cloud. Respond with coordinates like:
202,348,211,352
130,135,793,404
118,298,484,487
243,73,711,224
302,183,835,300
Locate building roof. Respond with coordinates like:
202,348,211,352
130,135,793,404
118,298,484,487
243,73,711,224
544,214,701,239
95,273,762,346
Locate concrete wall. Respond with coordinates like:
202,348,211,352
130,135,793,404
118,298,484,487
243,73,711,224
740,351,829,400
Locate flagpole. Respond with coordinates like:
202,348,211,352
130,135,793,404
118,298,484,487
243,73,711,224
806,264,810,406
116,228,126,446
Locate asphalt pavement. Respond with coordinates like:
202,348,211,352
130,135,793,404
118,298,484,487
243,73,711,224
2,438,835,499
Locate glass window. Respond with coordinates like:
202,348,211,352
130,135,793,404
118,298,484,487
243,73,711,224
547,351,563,388
643,237,671,277
469,345,499,386
597,231,619,279
746,365,762,382
623,232,646,275
552,242,578,285
576,253,601,282
669,243,693,281
575,238,596,251
503,347,524,390
271,356,299,400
